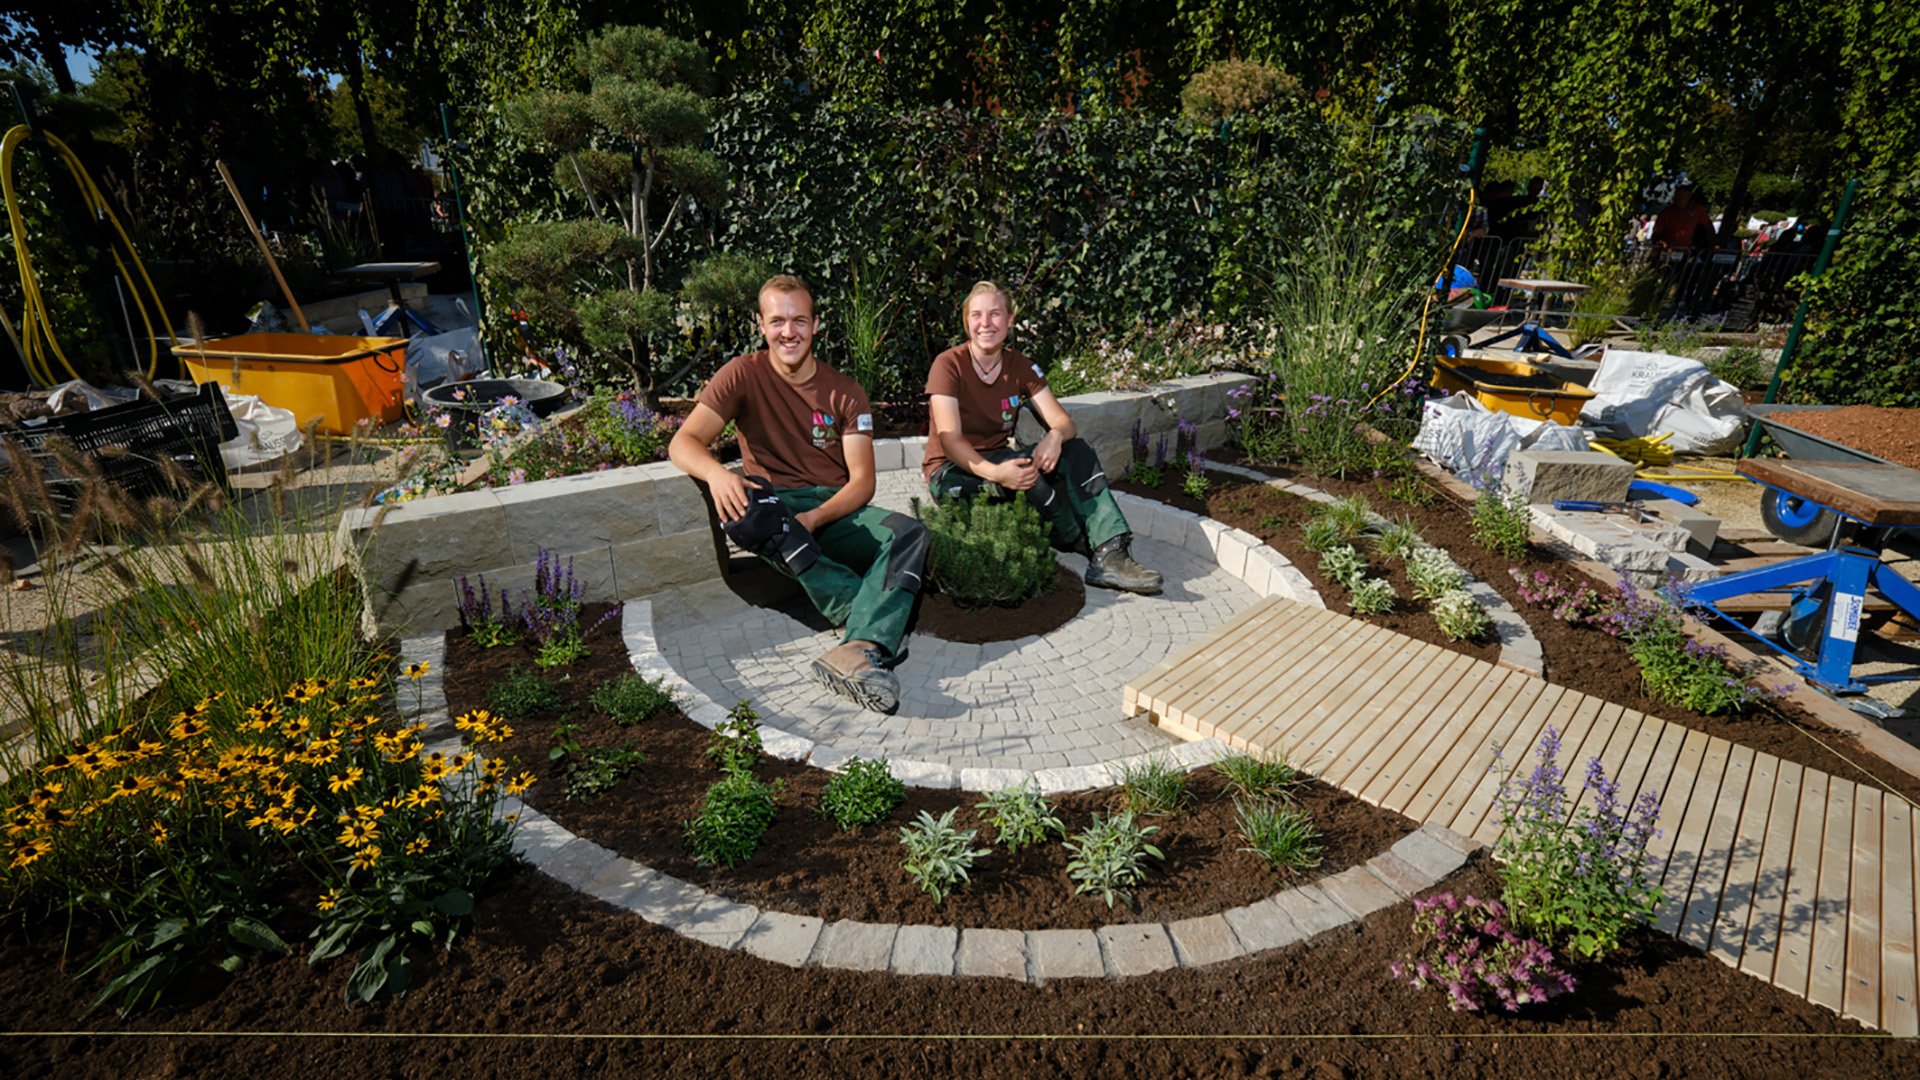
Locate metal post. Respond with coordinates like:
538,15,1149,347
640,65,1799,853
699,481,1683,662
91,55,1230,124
439,103,486,329
1743,177,1860,456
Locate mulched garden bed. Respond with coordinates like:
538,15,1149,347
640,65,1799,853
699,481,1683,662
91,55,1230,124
1122,459,1920,808
7,855,1916,1079
911,562,1086,644
441,605,1412,930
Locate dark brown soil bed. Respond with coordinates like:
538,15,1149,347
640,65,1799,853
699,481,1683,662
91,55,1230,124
1184,455,1920,808
442,609,1412,930
910,562,1086,644
1776,405,1920,471
7,855,1916,1080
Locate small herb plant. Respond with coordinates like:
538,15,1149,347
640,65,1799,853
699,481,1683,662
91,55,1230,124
590,672,677,725
1212,748,1300,801
683,771,783,867
548,715,645,802
899,808,988,904
1065,812,1163,908
1491,727,1662,960
1406,548,1464,600
1318,543,1367,588
1469,481,1532,560
1348,576,1396,615
454,572,518,648
706,701,765,775
487,667,562,718
1509,568,1614,628
1390,893,1576,1012
976,783,1066,853
1235,799,1322,875
1430,588,1491,641
1117,755,1187,816
819,757,906,831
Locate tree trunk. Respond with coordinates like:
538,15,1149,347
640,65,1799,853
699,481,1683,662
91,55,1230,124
35,26,77,96
1718,72,1789,240
346,58,380,155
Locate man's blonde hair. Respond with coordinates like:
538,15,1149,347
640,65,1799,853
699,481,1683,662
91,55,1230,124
758,274,815,316
960,280,1016,335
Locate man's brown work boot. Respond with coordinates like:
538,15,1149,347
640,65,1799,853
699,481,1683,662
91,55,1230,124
809,640,900,714
1084,533,1163,594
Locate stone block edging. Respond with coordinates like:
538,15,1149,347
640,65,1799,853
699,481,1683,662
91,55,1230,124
1201,461,1544,678
403,616,1474,981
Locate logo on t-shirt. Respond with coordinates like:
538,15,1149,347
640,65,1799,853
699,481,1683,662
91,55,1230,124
856,413,873,432
811,411,836,448
1000,394,1021,429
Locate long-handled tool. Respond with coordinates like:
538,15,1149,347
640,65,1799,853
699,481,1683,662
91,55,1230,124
215,160,311,334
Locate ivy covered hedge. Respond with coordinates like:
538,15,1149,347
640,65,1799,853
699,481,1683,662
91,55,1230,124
1786,169,1920,407
472,93,1470,397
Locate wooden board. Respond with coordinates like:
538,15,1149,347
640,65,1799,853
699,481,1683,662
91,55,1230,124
1739,760,1806,984
1894,798,1920,1038
1324,652,1481,791
1654,736,1733,936
1362,667,1520,811
1124,596,1285,713
1399,677,1552,824
1806,777,1857,1014
1677,744,1755,950
1282,642,1455,776
1843,784,1883,1028
1737,459,1920,527
1247,636,1438,762
1708,752,1781,967
1465,691,1588,845
1206,621,1398,749
1141,604,1336,737
1774,768,1833,997
1430,683,1568,836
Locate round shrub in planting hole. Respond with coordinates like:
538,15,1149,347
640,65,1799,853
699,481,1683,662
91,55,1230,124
912,491,1057,609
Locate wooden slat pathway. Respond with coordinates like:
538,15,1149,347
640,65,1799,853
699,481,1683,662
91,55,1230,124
1123,594,1920,1035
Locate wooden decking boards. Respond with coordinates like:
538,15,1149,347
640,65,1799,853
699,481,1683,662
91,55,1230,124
1122,594,1920,1035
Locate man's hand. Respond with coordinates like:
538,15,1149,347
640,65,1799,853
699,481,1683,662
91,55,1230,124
793,507,824,534
1030,429,1065,474
994,456,1039,491
708,469,751,522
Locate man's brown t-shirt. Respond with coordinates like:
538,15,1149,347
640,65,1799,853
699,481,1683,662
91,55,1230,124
698,351,874,490
922,345,1050,479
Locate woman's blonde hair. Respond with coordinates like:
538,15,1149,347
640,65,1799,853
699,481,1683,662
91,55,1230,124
960,280,1017,336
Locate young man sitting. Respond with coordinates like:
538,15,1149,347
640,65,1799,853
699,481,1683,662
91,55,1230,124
668,275,927,714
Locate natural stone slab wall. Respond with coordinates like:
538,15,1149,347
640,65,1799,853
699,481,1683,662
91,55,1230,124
343,374,1252,638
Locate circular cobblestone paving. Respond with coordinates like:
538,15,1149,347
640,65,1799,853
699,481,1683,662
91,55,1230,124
652,470,1263,772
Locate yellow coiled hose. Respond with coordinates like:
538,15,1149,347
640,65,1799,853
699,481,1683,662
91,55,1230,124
1,124,175,384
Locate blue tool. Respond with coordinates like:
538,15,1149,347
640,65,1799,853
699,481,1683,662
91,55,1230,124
1628,480,1699,506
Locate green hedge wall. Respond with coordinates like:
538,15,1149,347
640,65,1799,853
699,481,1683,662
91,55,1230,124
1787,169,1920,407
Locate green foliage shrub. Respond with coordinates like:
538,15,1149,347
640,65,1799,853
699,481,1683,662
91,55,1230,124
819,757,906,830
590,673,678,725
1470,483,1533,560
1181,58,1303,122
1790,169,1920,407
976,783,1066,853
1065,812,1163,909
487,668,562,718
899,809,988,904
912,492,1057,609
683,771,782,867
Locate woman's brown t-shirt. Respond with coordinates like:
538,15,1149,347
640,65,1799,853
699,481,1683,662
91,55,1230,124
921,345,1049,480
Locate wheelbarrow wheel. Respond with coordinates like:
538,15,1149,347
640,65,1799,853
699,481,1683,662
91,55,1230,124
1437,334,1471,359
1760,487,1842,547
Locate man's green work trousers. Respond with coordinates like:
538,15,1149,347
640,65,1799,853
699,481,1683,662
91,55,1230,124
719,480,927,662
928,436,1130,552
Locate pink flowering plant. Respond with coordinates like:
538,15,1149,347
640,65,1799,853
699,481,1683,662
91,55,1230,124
1390,892,1575,1012
1491,727,1662,961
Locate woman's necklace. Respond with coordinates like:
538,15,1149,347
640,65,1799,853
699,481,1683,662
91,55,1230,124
969,346,1002,383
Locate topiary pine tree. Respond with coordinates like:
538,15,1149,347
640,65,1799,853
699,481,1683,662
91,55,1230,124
489,25,761,405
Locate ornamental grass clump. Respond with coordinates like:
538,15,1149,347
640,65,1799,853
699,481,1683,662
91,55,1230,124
1117,755,1188,816
1236,799,1321,875
912,491,1057,609
1491,727,1663,961
819,757,906,830
1390,893,1576,1012
1212,748,1301,801
1367,515,1424,562
976,782,1066,853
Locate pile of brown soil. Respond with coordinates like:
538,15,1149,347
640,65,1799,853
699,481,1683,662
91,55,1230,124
442,608,1410,930
911,563,1086,644
1778,405,1920,471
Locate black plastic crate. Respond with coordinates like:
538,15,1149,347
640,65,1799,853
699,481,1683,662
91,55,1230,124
4,382,238,505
